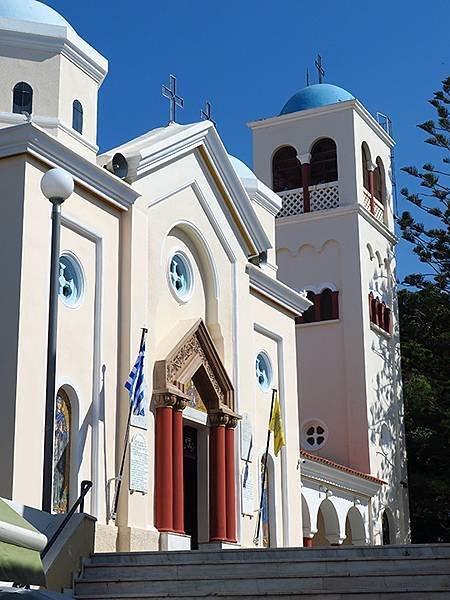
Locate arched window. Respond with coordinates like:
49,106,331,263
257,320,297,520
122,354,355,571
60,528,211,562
361,143,370,190
72,100,83,134
302,291,316,323
373,157,384,203
53,389,71,514
272,146,302,193
320,288,333,321
382,510,391,545
310,138,337,185
13,82,33,115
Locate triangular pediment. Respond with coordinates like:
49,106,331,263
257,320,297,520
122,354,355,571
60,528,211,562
153,319,235,415
99,121,271,258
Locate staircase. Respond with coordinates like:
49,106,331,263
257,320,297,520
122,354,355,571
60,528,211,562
74,544,450,599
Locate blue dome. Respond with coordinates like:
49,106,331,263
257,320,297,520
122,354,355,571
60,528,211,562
0,0,71,29
280,84,354,115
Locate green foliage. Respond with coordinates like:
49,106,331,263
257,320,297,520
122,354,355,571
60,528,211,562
398,76,450,292
399,78,450,542
399,288,450,542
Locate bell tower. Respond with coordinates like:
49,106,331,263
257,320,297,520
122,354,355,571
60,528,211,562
248,83,410,544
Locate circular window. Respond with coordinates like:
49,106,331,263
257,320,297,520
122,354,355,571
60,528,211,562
168,252,193,301
58,253,84,308
302,421,328,450
256,352,272,392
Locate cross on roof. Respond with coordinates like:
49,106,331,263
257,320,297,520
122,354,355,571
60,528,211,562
200,100,216,127
162,74,184,124
315,54,325,84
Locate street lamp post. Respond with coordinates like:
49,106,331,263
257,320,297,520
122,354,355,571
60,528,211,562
40,168,74,513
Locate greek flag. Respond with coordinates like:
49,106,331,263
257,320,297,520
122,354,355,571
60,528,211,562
124,339,146,416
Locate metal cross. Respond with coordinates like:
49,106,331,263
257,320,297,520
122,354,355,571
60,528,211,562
315,54,325,84
162,74,184,124
200,100,216,127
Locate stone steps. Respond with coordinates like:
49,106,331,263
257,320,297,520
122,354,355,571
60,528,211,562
74,545,450,599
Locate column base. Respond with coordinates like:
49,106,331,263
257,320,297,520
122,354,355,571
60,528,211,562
159,531,191,551
199,540,241,551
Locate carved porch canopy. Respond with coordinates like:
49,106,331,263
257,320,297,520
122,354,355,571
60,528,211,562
152,319,238,424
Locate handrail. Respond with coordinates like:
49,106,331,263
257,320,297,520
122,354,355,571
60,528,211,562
41,480,92,559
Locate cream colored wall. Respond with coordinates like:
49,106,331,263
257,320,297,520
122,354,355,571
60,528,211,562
359,217,410,543
57,54,99,151
0,156,27,499
11,158,121,524
0,45,99,160
276,211,371,473
0,50,60,117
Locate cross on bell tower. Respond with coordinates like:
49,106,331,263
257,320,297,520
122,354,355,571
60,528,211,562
162,74,184,124
315,54,325,84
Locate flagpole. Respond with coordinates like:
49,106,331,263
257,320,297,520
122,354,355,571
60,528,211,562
254,388,276,546
110,327,148,521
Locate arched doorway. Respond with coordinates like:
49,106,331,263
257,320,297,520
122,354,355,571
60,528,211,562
152,320,239,548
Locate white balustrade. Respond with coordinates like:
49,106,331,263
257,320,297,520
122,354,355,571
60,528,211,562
362,187,385,224
277,182,339,218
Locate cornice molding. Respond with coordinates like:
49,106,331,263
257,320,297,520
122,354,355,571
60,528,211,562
0,19,108,85
0,123,139,210
246,263,312,316
0,112,99,153
276,203,397,245
301,458,383,498
247,99,394,148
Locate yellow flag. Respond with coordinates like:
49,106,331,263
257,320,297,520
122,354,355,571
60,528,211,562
269,391,285,456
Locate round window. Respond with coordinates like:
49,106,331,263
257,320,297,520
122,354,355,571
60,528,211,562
58,253,84,307
302,421,328,450
169,252,193,301
256,352,272,392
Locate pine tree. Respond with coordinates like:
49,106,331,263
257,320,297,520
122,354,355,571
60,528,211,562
397,76,449,292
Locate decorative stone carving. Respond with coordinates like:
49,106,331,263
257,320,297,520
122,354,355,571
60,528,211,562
166,332,224,404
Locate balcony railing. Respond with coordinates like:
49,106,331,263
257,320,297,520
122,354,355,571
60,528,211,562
362,188,385,224
277,182,339,218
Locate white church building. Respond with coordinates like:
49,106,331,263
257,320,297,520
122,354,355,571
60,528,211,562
0,0,410,568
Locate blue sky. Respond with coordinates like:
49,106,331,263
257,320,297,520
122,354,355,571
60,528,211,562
47,0,448,283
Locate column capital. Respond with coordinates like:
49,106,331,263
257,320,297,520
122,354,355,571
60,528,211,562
298,152,311,165
153,387,190,410
208,409,240,428
367,160,377,172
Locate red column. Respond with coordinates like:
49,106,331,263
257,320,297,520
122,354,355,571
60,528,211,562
302,163,311,213
209,423,227,542
155,404,174,532
303,537,313,548
172,406,184,534
225,425,237,543
368,169,375,214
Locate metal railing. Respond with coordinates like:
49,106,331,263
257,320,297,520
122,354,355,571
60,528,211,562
41,480,92,559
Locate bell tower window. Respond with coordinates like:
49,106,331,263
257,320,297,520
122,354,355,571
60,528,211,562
272,146,302,192
72,100,84,134
13,82,33,115
310,138,337,185
362,143,370,191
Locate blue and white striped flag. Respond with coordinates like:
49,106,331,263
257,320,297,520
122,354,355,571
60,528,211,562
124,339,146,416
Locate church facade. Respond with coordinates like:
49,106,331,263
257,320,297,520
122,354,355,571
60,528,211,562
0,0,409,557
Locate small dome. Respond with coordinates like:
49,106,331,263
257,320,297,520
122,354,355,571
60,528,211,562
280,83,354,115
229,155,257,185
0,0,72,29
